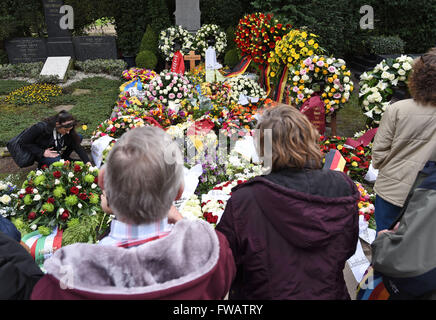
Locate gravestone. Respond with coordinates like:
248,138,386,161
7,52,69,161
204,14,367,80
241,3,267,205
73,36,117,61
42,0,75,58
174,0,201,33
5,38,48,64
40,56,72,82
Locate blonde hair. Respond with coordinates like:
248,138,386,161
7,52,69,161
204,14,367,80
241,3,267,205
256,104,322,171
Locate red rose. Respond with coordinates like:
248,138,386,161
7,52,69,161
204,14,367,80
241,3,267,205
352,156,362,162
111,127,117,133
53,171,61,179
94,176,98,184
28,212,36,220
364,214,371,221
25,186,33,194
79,193,88,200
211,216,218,224
74,164,81,172
47,197,55,204
41,164,48,170
70,186,79,195
19,194,24,199
61,210,70,221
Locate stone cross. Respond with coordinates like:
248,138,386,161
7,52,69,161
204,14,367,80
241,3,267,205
174,0,201,33
184,51,202,70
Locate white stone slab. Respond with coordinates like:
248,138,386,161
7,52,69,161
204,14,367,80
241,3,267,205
40,56,71,81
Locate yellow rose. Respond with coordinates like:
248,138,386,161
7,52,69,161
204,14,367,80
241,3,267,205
337,145,343,150
270,72,276,77
81,125,88,131
314,43,319,49
301,32,307,39
352,161,358,167
308,39,314,45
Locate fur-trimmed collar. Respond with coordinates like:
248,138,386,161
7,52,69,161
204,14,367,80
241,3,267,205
44,219,220,295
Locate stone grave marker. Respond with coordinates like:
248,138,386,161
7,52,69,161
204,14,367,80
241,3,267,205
5,38,48,64
174,0,201,32
40,56,72,82
73,36,117,61
42,0,75,58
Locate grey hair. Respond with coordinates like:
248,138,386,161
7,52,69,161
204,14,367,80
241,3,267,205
104,126,184,225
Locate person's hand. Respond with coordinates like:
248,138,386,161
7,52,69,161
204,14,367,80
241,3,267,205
168,205,183,224
43,148,59,158
100,191,112,214
377,222,400,237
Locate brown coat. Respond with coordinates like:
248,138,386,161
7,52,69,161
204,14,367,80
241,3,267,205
372,99,436,207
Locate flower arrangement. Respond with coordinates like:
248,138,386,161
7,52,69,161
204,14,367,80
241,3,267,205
143,103,192,128
144,71,194,105
287,55,354,114
101,139,117,166
158,25,195,61
12,161,101,232
359,55,414,126
186,63,206,87
4,83,62,105
225,76,267,103
122,68,157,82
194,24,227,58
91,115,161,141
355,182,375,226
268,29,322,78
0,178,17,218
319,135,372,183
234,12,290,64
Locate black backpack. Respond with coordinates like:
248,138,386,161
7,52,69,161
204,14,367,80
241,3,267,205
6,129,35,168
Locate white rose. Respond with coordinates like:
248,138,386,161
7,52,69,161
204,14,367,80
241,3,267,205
398,69,406,76
68,172,74,178
91,183,97,189
0,195,11,205
402,62,412,71
33,194,41,201
31,224,37,231
36,170,43,176
393,63,400,69
55,179,60,185
78,203,82,208
344,76,350,83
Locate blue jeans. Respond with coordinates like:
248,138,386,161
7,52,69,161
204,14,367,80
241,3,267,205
374,195,402,233
38,155,61,168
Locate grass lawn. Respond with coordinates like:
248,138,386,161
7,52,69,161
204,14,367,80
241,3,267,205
0,77,122,146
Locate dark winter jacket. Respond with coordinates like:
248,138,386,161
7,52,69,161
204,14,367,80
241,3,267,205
31,219,236,300
0,215,21,242
0,231,44,299
20,121,90,163
216,168,360,300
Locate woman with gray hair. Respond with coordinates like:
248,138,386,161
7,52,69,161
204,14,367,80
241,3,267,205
31,126,236,300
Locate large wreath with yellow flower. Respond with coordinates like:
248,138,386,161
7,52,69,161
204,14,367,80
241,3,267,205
287,55,354,114
268,29,323,79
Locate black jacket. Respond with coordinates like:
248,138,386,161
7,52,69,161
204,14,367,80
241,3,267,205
20,121,90,163
0,232,44,299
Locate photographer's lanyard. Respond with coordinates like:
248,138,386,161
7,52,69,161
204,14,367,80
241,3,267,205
53,129,64,152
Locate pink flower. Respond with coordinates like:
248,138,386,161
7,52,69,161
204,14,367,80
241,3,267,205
300,69,307,76
297,93,305,100
334,93,342,99
293,86,299,93
316,61,324,67
328,66,336,73
169,93,175,99
309,64,315,71
304,58,312,66
177,93,183,98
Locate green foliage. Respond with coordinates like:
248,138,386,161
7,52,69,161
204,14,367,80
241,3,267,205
224,48,240,68
201,0,254,29
371,0,436,53
140,25,158,54
62,213,110,246
112,0,149,55
0,49,8,64
0,62,44,79
0,0,45,40
225,26,236,50
147,0,171,34
135,50,158,70
365,35,405,55
74,59,127,77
